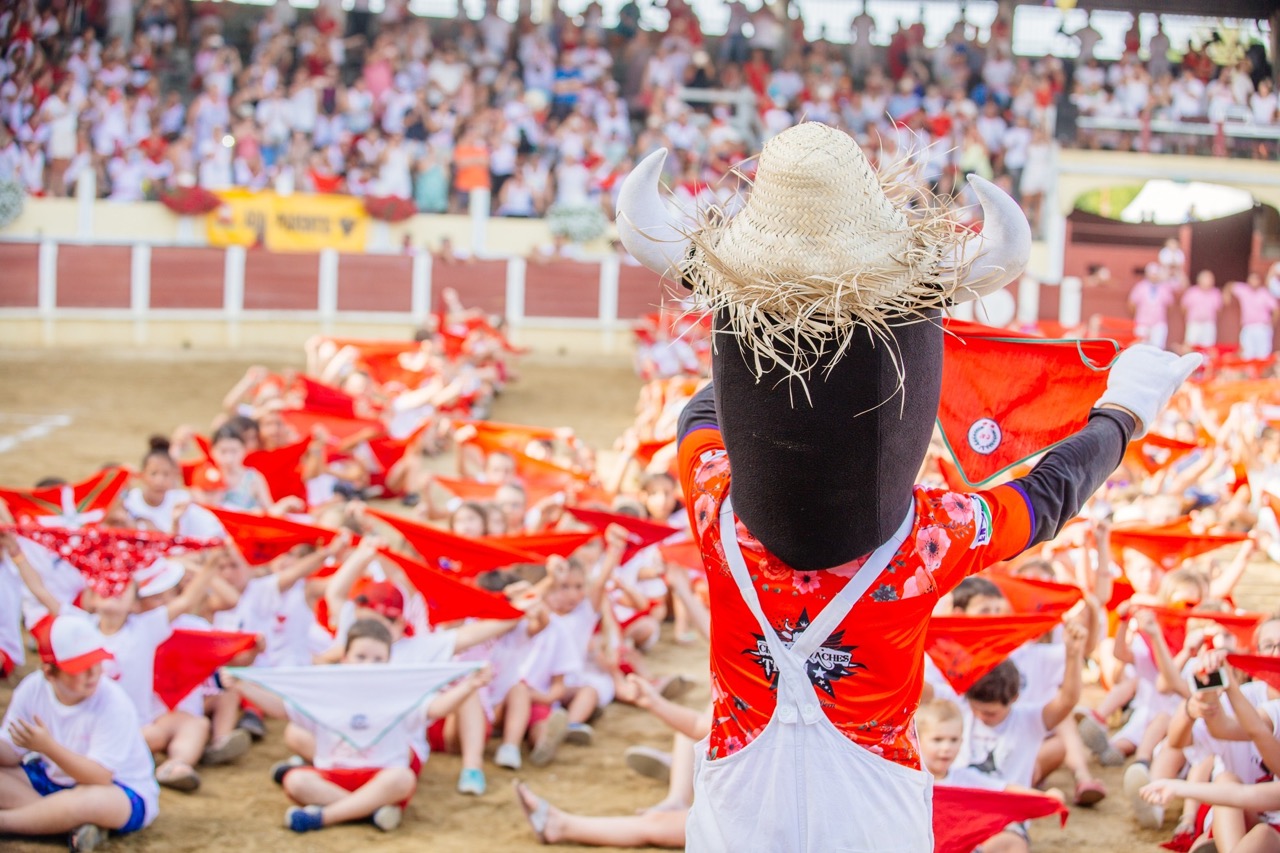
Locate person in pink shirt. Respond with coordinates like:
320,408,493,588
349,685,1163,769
1227,272,1280,359
1179,269,1223,350
1129,262,1178,350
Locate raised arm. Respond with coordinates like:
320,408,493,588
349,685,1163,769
1042,621,1086,730
4,535,61,617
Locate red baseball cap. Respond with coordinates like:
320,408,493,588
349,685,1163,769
44,616,114,674
351,579,404,621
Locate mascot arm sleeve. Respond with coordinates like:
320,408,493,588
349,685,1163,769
677,382,719,439
1012,407,1136,547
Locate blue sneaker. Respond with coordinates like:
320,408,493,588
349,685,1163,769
285,805,324,833
457,767,487,796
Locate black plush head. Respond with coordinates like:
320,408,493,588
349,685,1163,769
713,311,943,571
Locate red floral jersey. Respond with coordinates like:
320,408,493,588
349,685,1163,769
679,427,1033,769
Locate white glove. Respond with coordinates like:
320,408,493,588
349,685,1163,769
1095,345,1202,438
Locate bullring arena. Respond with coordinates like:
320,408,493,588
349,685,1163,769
8,0,1280,851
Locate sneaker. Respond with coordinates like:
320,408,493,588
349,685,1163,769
457,767,487,796
371,805,402,832
68,824,104,852
1098,746,1128,767
1124,762,1163,829
285,805,325,833
238,709,267,741
272,755,308,786
529,708,569,767
624,745,672,782
565,722,594,747
202,729,252,766
1076,712,1111,757
495,743,523,770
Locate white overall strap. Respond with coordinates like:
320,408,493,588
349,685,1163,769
719,496,914,719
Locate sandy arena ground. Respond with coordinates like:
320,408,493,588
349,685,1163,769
1,346,1276,852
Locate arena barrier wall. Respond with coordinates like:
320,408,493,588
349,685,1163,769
0,237,1059,352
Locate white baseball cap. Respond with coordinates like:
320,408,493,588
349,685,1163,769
48,616,113,674
137,557,186,598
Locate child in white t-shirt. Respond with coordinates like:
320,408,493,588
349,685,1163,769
492,585,580,772
313,536,520,796
0,615,160,849
212,537,349,668
957,622,1087,790
227,618,490,833
11,541,220,793
918,698,1065,853
135,558,256,781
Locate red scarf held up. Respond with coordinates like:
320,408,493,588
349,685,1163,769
564,506,679,563
3,524,220,598
983,573,1084,616
1226,653,1280,693
1144,606,1265,655
245,438,310,504
366,508,539,576
926,610,1071,695
201,506,339,566
1109,520,1246,570
0,468,131,526
375,547,522,623
937,320,1118,486
154,629,258,710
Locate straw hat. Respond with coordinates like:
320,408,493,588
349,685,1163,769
616,121,1030,381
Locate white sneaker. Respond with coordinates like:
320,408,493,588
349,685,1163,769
565,722,594,747
372,805,402,832
624,745,673,782
495,743,522,770
1124,762,1164,829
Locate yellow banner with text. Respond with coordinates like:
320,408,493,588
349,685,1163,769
207,190,368,252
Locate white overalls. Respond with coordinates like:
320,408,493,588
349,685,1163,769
684,498,934,852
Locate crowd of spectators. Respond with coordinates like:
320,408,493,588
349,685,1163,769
0,0,1274,239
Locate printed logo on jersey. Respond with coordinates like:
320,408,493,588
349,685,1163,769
971,496,993,549
350,714,370,731
699,449,727,465
967,418,1002,455
743,609,864,698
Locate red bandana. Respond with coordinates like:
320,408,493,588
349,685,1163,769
201,506,339,565
375,548,522,623
5,525,221,598
366,508,538,576
154,629,258,710
937,320,1118,486
933,787,1067,853
0,468,131,526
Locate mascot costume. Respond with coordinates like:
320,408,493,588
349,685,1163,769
615,122,1200,851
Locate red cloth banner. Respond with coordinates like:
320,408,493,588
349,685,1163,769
933,787,1067,853
937,320,1118,486
154,629,258,710
3,524,220,597
0,468,131,526
202,506,337,565
376,548,522,623
367,508,539,575
926,611,1071,694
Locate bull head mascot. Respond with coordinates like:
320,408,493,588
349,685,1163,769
617,122,1199,851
